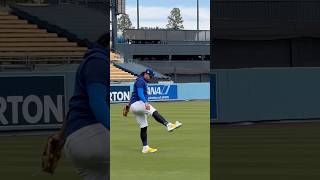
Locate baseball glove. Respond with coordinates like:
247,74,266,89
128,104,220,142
123,104,130,117
41,134,65,174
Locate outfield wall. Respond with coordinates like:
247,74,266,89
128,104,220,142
213,68,320,123
0,72,70,131
0,71,209,132
110,82,210,103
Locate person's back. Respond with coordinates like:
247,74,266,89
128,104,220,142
44,32,110,180
66,45,108,137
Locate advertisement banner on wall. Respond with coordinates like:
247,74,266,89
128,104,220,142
110,84,178,103
110,86,131,103
0,76,65,131
148,84,178,101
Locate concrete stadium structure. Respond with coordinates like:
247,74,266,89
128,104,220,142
115,29,210,83
211,0,320,123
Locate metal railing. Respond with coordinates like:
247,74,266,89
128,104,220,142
0,55,83,71
123,29,210,43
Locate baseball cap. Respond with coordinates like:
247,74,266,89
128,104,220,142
145,68,155,77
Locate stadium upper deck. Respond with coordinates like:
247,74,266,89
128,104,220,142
116,29,210,61
114,29,210,82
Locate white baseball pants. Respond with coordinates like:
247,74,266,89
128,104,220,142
64,123,109,180
130,101,156,128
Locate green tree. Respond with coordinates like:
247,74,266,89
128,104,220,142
117,14,133,32
166,8,184,30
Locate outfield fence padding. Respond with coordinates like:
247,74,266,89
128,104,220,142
213,68,320,123
0,71,209,132
0,72,69,131
110,82,210,103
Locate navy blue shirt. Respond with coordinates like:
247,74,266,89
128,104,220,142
130,75,148,105
66,44,109,137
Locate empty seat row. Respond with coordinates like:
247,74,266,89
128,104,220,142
110,64,136,82
0,10,87,62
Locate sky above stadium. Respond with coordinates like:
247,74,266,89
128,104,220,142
125,0,210,30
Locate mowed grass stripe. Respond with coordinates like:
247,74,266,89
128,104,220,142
211,122,320,180
0,135,80,180
111,101,210,180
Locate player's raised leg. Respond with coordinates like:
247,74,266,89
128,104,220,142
147,105,183,132
166,120,183,132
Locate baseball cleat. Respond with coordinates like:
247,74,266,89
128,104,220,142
142,146,158,154
166,121,182,132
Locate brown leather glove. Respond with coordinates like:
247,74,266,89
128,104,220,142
41,133,65,174
123,104,130,117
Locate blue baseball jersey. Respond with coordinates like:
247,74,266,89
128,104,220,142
65,44,109,137
130,75,148,105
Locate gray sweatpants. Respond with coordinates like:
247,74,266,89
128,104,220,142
64,123,109,180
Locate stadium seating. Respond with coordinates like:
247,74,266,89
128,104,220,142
110,63,136,82
10,4,106,44
110,49,124,63
110,49,136,82
0,10,87,64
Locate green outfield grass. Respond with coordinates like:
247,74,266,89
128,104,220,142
0,135,80,180
110,100,210,180
211,122,320,180
0,100,209,180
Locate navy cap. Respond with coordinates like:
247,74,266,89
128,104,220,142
145,68,155,77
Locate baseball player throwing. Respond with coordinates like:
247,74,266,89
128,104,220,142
125,68,182,154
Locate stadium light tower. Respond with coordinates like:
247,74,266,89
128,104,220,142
137,0,140,29
197,0,199,31
111,0,117,50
